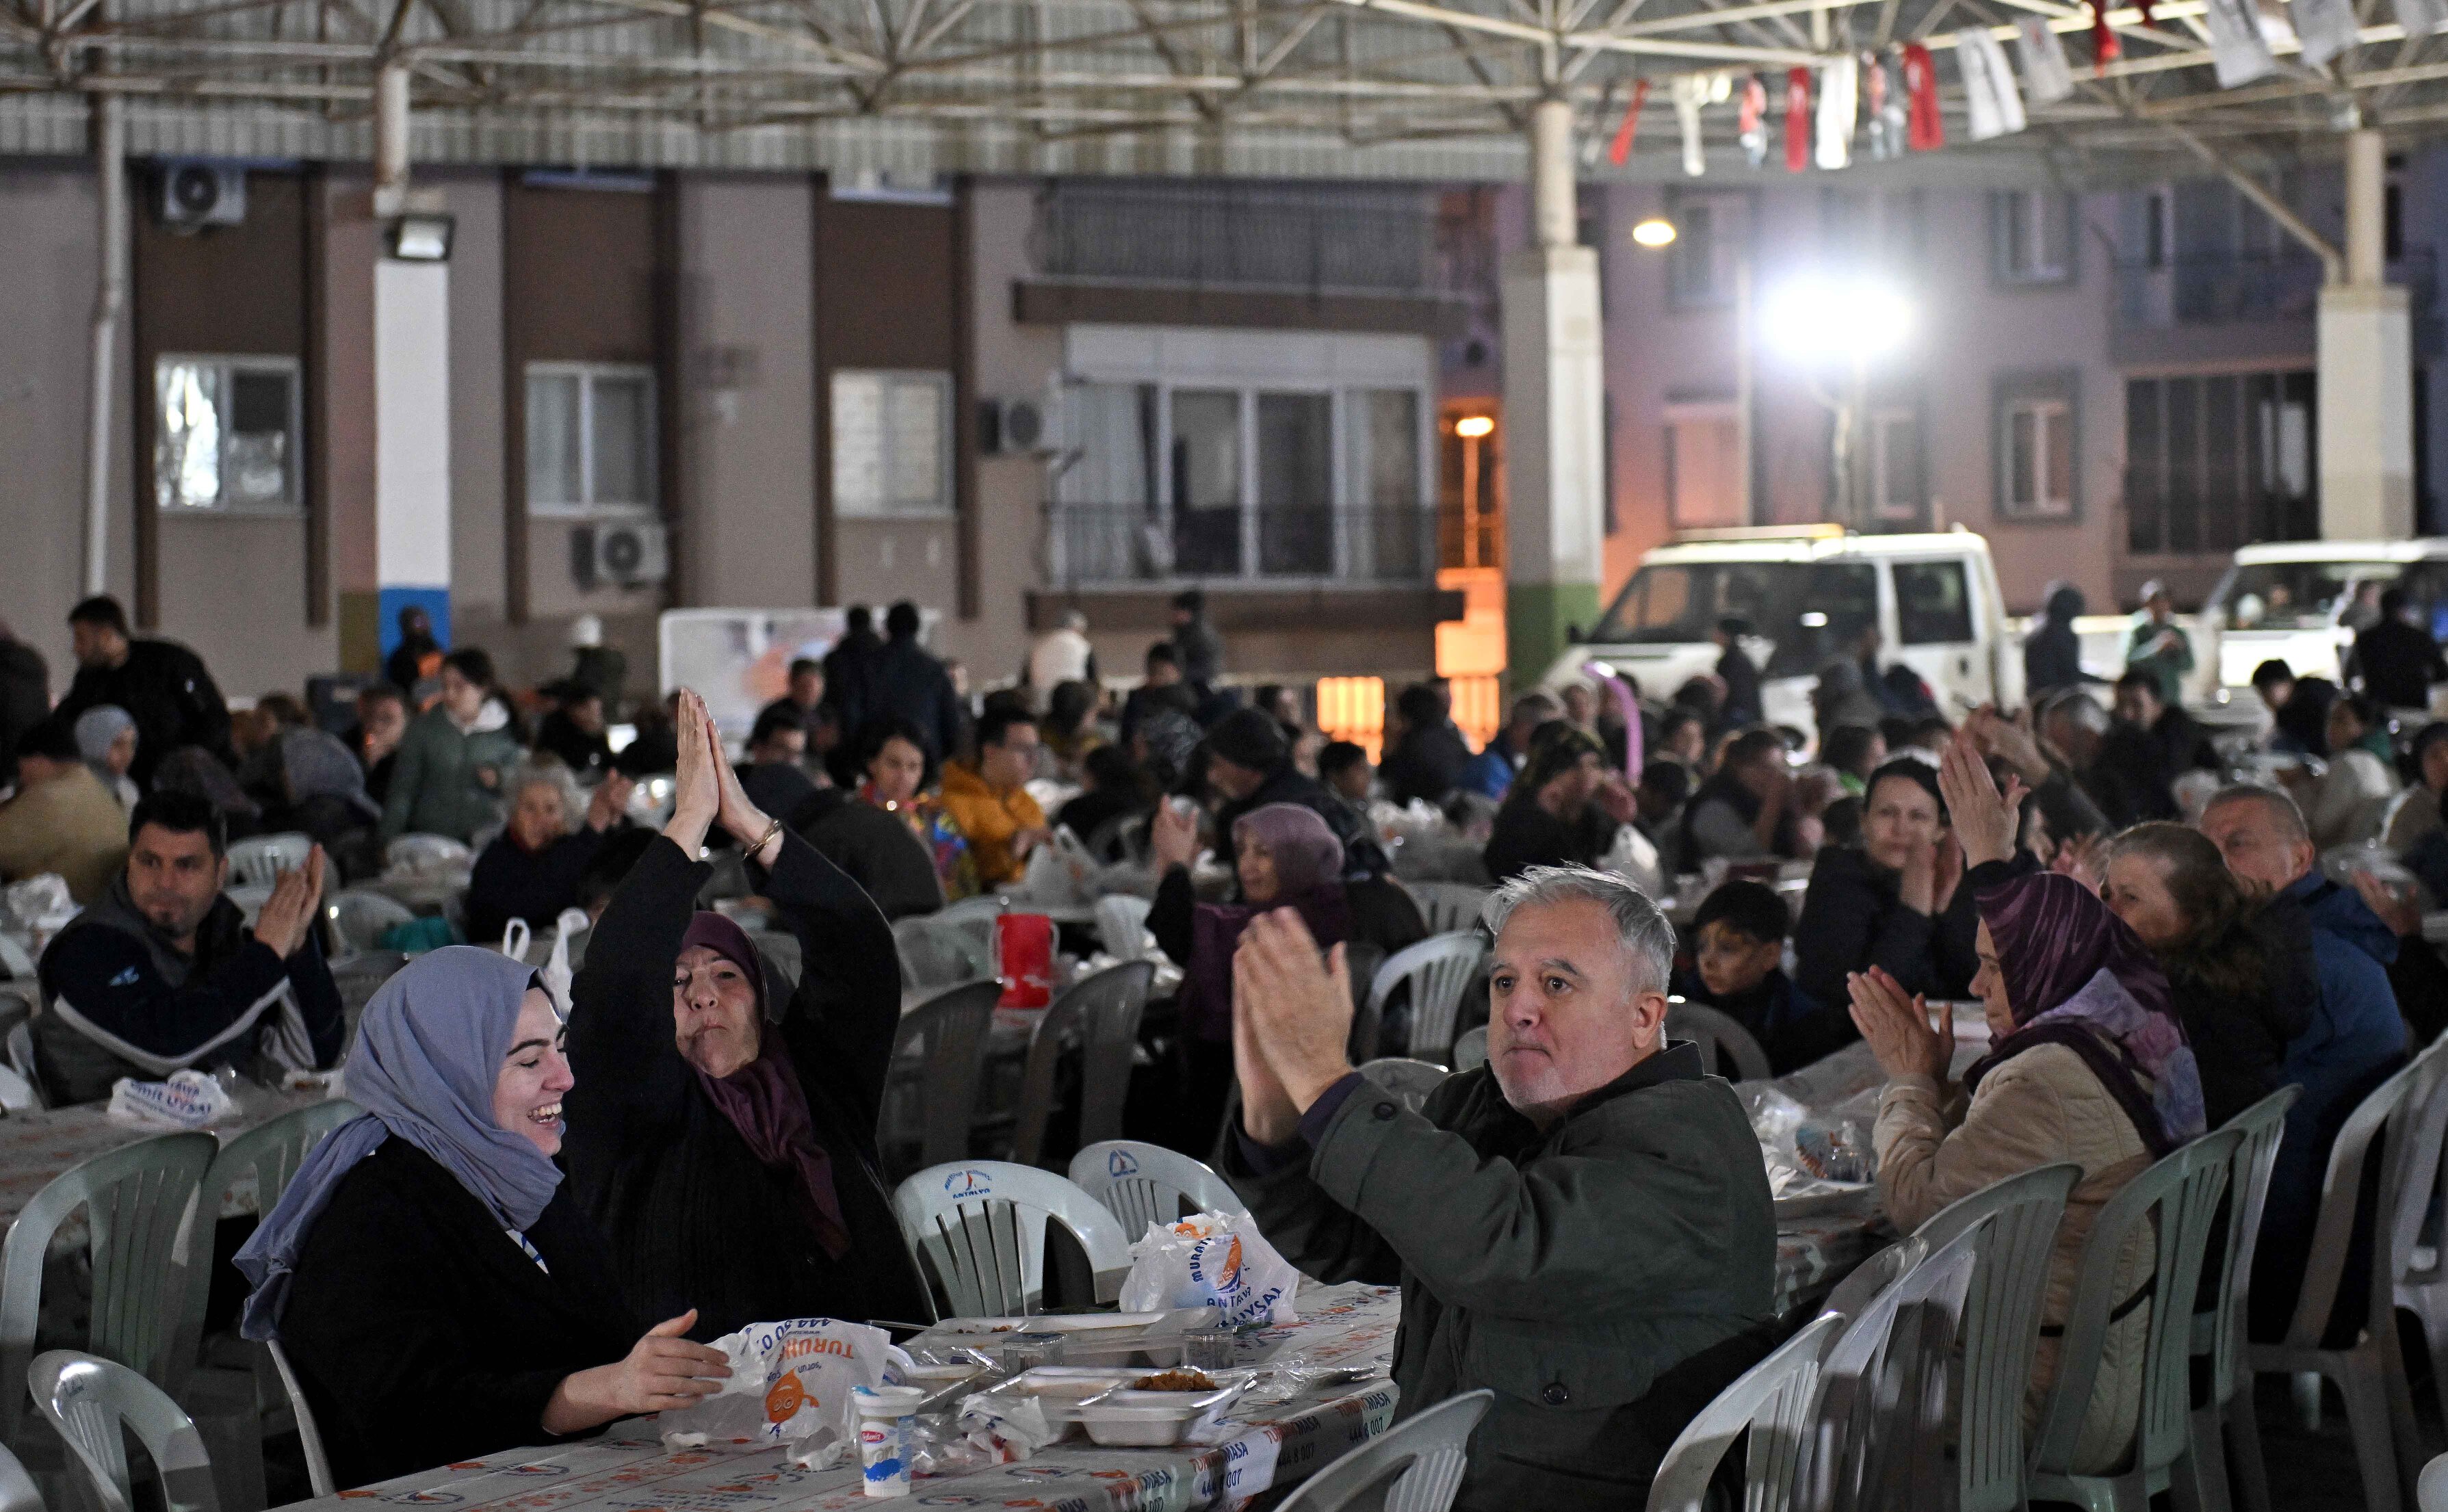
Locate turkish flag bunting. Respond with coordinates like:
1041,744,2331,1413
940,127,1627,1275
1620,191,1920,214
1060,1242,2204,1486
1784,66,1810,171
1901,42,1943,150
1608,76,1652,166
2090,0,2122,69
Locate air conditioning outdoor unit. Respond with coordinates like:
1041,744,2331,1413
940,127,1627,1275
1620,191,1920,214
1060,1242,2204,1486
571,521,670,590
156,161,247,230
982,391,1060,455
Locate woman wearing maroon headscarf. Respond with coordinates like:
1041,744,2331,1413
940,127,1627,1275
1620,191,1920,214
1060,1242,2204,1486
1847,730,2206,1474
560,691,930,1340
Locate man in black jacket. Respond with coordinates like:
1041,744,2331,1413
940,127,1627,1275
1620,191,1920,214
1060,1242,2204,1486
820,607,884,755
861,601,967,765
2347,587,2448,710
34,792,343,1105
1377,682,1474,807
1203,707,1388,881
55,595,232,790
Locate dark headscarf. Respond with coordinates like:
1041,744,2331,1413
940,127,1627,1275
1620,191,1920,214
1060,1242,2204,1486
1180,804,1352,1044
1513,720,1606,802
1963,872,2206,1155
677,912,851,1257
1205,706,1291,773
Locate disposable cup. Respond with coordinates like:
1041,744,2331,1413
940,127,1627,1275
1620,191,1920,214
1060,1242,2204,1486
853,1385,927,1498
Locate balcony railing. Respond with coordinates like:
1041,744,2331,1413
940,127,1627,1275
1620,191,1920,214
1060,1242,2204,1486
1043,502,1439,587
2113,246,2436,326
1032,180,1442,297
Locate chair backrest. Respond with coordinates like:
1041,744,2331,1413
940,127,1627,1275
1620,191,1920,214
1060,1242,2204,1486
891,1162,1134,1316
27,1351,218,1512
3,1024,41,1110
1646,1314,1842,1512
2278,1048,2433,1349
937,895,1010,930
1907,1161,2081,1512
0,1133,215,1440
1342,940,1388,1063
0,1439,39,1512
1806,1225,1981,1512
1668,1002,1771,1082
2200,1084,2300,1404
2029,1128,2244,1486
177,1102,363,1372
1093,894,1155,963
1010,962,1154,1168
263,1339,333,1500
1368,933,1488,1065
225,832,312,889
886,981,1001,1172
894,916,996,992
383,833,471,872
1817,1235,1928,1327
0,937,38,982
1358,1058,1449,1115
1406,883,1492,937
1068,1141,1241,1235
1450,1026,1488,1075
325,888,416,956
1274,1388,1494,1512
2384,1039,2448,1299
2421,1450,2448,1512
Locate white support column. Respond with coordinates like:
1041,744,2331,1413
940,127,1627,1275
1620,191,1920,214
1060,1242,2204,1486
83,92,127,598
2317,128,2414,540
371,60,455,659
1502,96,1609,686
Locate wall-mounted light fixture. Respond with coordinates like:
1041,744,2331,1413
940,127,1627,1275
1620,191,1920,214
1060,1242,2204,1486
385,212,454,262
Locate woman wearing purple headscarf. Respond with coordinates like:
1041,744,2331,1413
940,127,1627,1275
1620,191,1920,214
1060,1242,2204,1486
560,692,930,1340
1847,731,2206,1474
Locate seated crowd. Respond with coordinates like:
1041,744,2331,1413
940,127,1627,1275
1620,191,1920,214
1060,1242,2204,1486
5,578,2448,1512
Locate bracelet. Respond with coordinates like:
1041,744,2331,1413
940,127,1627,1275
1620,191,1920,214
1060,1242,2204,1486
752,816,785,858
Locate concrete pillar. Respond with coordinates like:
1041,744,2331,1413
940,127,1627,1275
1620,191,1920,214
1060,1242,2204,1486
2317,129,2414,540
1502,97,1609,688
372,61,454,662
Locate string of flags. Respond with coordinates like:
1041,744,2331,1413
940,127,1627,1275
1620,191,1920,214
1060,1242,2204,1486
1613,0,2448,179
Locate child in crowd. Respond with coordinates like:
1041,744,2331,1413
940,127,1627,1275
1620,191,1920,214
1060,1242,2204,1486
1319,741,1373,806
1676,878,1838,1074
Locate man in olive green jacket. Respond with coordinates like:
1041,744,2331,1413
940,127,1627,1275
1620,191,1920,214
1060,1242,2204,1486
1223,865,1776,1511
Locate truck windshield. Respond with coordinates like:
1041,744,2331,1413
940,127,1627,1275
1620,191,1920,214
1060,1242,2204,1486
1590,560,1880,677
2213,561,2395,631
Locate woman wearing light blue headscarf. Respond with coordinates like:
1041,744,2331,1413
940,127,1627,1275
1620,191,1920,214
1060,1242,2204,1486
235,947,729,1489
73,705,138,811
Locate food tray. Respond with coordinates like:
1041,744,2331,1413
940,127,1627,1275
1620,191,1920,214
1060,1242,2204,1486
1073,1372,1257,1447
971,1367,1143,1422
940,1312,1167,1335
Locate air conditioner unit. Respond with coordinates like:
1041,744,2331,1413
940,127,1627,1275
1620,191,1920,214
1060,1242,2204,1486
982,391,1060,455
156,161,247,230
571,521,669,590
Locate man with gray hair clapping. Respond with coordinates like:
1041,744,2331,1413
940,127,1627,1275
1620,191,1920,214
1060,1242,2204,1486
1221,865,1775,1512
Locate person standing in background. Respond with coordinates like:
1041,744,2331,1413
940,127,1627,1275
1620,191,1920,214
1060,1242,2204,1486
1027,610,1097,705
821,607,883,751
0,615,49,790
2123,582,2195,707
2023,584,2092,696
1170,589,1224,688
2345,586,2448,711
55,595,232,788
385,605,444,703
1713,616,1762,727
865,603,966,766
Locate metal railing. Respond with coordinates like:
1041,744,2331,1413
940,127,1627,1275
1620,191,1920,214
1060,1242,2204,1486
1032,179,1443,296
1043,502,1439,586
2112,246,2436,326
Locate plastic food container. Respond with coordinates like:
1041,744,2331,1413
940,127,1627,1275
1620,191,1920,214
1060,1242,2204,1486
1073,1372,1255,1446
853,1385,926,1498
973,1367,1143,1424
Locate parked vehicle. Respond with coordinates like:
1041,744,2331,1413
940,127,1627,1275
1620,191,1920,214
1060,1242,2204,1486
2196,540,2448,699
1542,525,2023,742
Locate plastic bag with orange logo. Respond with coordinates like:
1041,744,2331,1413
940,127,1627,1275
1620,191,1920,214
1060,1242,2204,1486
657,1316,914,1466
1117,1211,1299,1329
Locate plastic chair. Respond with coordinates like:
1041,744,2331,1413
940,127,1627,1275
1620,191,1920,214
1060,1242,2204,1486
1367,933,1487,1066
0,939,36,982
382,833,471,873
1807,1223,1983,1512
2421,1452,2448,1512
0,1133,216,1452
1273,1388,1493,1512
27,1351,218,1512
883,981,1000,1177
891,1161,1134,1316
1093,894,1155,962
1450,1026,1488,1074
1008,962,1152,1167
1342,940,1388,1063
937,894,1011,930
1069,1141,1241,1234
1647,1313,1841,1512
324,889,414,956
2245,1047,2441,1512
3,1026,42,1111
2027,1127,2244,1512
1907,1161,2081,1512
1669,1001,1771,1082
2191,1085,2300,1512
176,1102,363,1366
1358,1058,1448,1115
2393,1051,2448,1439
894,916,995,993
262,1341,332,1500
1817,1235,1927,1327
1405,883,1492,937
0,1442,39,1512
223,833,311,889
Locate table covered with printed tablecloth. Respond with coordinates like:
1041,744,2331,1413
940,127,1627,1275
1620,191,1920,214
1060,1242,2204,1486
0,1084,337,1234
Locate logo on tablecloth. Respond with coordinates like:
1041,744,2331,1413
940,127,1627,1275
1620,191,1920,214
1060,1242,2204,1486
499,1464,569,1477
1004,1466,1071,1480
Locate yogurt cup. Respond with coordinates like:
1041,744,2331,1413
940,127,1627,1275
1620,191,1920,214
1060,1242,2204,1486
852,1385,928,1498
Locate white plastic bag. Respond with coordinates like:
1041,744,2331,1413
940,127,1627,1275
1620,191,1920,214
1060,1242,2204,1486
107,1069,235,1128
657,1317,912,1465
1118,1211,1299,1329
541,908,588,1017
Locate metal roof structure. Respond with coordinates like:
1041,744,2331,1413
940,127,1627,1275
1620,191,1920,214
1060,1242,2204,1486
3,0,2444,179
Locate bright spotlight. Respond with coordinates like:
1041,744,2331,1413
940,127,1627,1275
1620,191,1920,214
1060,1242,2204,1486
1757,272,1913,366
1455,415,1495,439
1630,217,1678,248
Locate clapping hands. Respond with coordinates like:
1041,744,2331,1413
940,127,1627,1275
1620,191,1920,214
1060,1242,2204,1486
1846,965,1950,1083
1231,909,1357,1143
250,844,327,959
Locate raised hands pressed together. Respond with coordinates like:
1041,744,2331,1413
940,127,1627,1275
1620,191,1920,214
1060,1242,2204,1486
1231,907,1356,1144
1846,964,1950,1084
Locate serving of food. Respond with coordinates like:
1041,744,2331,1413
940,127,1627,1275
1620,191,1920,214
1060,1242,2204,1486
1127,1370,1218,1392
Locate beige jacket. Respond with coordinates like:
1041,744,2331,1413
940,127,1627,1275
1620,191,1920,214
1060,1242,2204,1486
1875,1039,2155,1476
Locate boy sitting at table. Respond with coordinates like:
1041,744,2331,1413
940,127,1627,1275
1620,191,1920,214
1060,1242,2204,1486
1674,879,1838,1076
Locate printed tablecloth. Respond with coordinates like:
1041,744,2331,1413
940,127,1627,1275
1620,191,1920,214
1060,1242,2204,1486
0,1085,337,1234
276,1283,1402,1512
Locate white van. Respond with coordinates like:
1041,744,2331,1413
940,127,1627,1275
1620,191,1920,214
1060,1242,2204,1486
1541,525,2022,741
2196,540,2448,697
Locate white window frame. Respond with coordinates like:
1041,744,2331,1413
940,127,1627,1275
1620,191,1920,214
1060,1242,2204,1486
2000,392,2076,518
1870,404,1923,523
525,361,659,518
153,353,304,515
1667,192,1747,310
831,368,955,519
1994,190,2074,285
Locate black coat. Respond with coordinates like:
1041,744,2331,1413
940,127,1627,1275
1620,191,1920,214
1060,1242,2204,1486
1716,644,1762,726
1214,764,1388,881
562,832,931,1340
2165,906,2316,1130
821,629,884,742
1379,722,1474,807
2022,620,2085,696
0,639,48,787
863,638,968,764
55,638,233,787
1483,796,1617,883
795,787,945,922
2350,619,2448,709
1792,850,2031,1010
534,710,614,781
465,828,609,945
277,1140,642,1490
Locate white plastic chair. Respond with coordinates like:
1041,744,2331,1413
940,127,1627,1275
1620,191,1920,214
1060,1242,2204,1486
2191,1085,2299,1512
1668,1001,1771,1082
2027,1126,2244,1512
262,1341,333,1500
1450,1026,1488,1074
883,981,1000,1177
1069,1141,1241,1234
1367,933,1487,1066
2419,1451,2448,1512
1273,1388,1492,1512
2393,1052,2448,1441
891,1161,1134,1316
1806,1223,1982,1512
937,894,1011,930
177,1102,362,1370
1007,963,1151,1167
1647,1312,1840,1512
3,1026,41,1111
223,833,311,889
0,1441,39,1512
1093,894,1155,962
382,833,471,873
2245,1046,2443,1512
1817,1235,1927,1327
894,915,996,992
27,1351,219,1512
1358,1058,1449,1115
1404,883,1492,937
0,937,36,982
324,888,415,956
